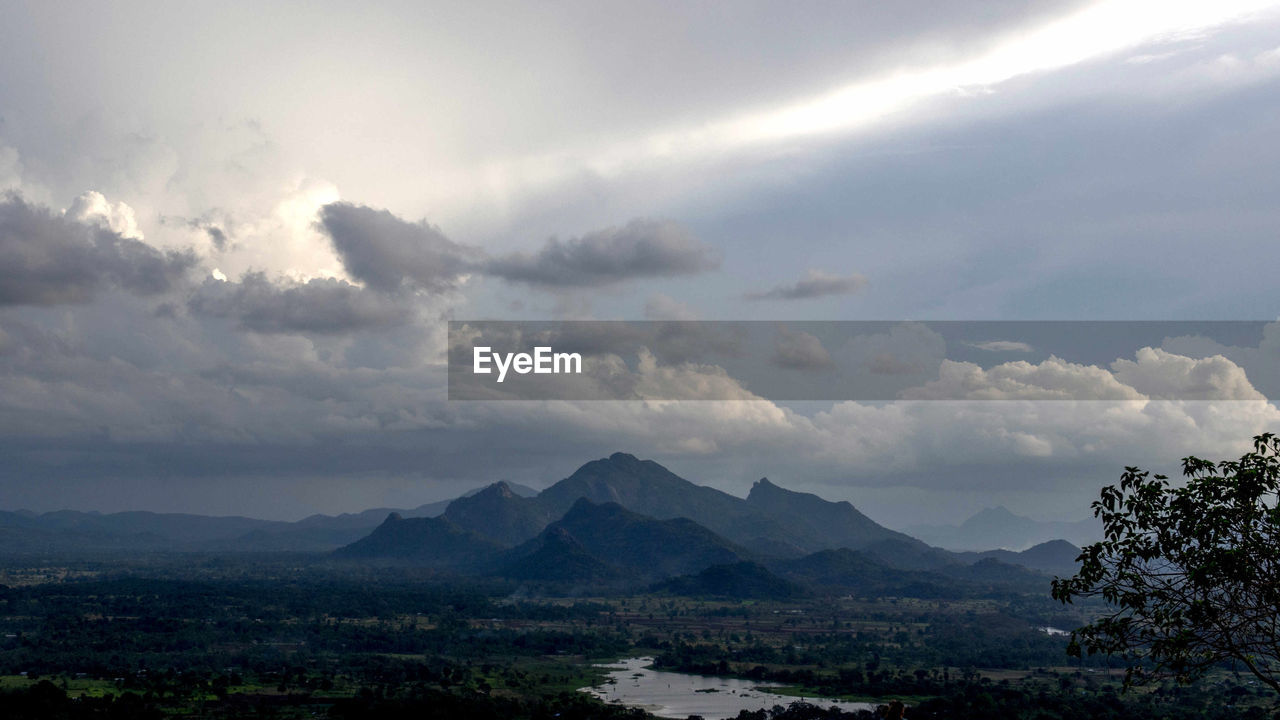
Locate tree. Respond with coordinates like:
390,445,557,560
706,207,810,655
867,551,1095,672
1052,433,1280,693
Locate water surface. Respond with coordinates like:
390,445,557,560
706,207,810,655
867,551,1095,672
582,656,876,720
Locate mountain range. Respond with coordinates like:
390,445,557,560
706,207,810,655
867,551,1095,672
0,483,538,554
0,452,1084,598
328,453,1083,596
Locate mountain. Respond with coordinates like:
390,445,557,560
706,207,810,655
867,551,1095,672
539,453,835,556
0,482,540,555
905,506,1100,551
746,478,931,553
774,548,958,598
442,482,555,546
855,537,959,571
935,557,1051,589
655,561,802,600
330,513,501,569
0,524,170,555
503,499,751,582
24,510,286,544
775,547,1050,598
957,539,1082,577
1016,539,1082,575
497,526,621,584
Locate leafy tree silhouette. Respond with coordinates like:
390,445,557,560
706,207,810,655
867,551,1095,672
1053,433,1280,694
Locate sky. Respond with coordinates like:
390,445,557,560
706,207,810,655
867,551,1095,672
3,0,1280,526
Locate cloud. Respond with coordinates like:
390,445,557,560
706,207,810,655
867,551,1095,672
66,190,143,239
900,348,1267,402
970,340,1034,353
0,145,25,194
161,214,232,252
866,352,924,375
187,272,410,334
901,355,1147,401
4,284,1280,521
1111,347,1265,401
0,193,196,306
318,201,480,293
644,293,699,321
484,218,719,288
746,269,867,300
772,326,833,370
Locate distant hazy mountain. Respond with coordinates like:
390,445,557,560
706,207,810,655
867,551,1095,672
331,513,501,569
904,506,1100,551
956,539,1083,577
0,482,539,555
4,448,1078,595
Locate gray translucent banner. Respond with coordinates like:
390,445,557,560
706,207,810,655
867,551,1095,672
447,321,1277,401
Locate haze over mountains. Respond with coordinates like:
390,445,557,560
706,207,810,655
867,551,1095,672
904,505,1101,552
0,483,538,554
0,452,1082,597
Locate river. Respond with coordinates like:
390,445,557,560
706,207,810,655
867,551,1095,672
580,656,877,719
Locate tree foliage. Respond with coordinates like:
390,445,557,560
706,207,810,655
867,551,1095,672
1052,433,1280,693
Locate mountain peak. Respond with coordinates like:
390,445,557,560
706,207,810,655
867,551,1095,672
746,477,919,553
747,476,803,502
961,506,1028,528
383,512,403,523
476,480,515,498
607,451,641,463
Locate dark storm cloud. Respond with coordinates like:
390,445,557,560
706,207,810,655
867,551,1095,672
484,218,720,287
0,194,196,306
746,270,867,301
188,272,409,334
318,202,480,293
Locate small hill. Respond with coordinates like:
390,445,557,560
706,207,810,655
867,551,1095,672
506,499,750,582
937,557,1049,589
332,513,501,569
856,536,959,571
958,539,1082,577
498,526,621,583
1017,539,1081,575
442,481,554,546
656,561,803,600
775,548,957,598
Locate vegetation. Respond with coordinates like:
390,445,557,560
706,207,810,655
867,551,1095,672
3,445,1278,716
1053,433,1280,693
0,555,1270,718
